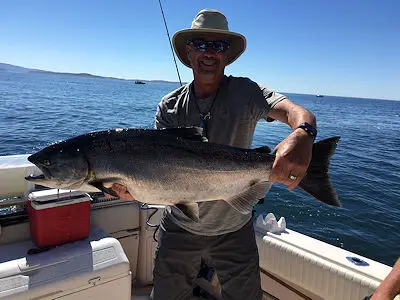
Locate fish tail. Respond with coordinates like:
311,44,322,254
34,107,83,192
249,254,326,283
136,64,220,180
298,137,341,206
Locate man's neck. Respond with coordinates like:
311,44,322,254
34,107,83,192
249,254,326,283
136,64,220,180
193,74,224,99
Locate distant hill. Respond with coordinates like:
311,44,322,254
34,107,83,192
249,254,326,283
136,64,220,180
0,62,183,84
0,63,29,73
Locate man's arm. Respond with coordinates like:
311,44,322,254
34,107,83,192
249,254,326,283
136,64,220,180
267,98,317,190
370,258,400,300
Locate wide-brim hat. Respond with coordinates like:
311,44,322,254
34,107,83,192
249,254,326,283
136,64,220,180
173,9,246,68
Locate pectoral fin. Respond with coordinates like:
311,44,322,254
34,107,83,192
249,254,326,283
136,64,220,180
176,203,200,222
225,181,272,214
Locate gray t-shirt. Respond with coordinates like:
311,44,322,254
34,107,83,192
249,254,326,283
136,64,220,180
154,75,287,235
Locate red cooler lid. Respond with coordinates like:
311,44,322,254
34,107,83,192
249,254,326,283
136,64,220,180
28,189,91,210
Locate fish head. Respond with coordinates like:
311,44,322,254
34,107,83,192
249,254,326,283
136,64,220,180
25,141,89,190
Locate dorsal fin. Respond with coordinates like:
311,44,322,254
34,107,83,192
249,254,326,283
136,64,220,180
162,127,208,142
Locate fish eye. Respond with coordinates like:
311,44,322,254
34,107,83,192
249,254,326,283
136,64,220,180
42,159,51,166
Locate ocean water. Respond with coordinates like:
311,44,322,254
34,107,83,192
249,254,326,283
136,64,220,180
1,71,399,266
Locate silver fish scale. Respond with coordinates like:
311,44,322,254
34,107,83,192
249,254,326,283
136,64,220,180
86,137,272,204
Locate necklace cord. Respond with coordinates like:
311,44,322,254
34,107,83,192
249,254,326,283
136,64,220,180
193,88,220,137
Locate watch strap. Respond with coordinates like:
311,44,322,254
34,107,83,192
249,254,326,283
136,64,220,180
296,122,317,139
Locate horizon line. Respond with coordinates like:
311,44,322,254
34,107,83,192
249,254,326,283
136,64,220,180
1,61,398,102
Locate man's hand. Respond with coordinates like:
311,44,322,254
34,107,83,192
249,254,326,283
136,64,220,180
269,129,313,190
107,183,135,200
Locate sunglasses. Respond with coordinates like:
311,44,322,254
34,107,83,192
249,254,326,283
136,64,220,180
187,39,230,53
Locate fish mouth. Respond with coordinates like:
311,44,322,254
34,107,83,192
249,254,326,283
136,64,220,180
25,160,56,186
24,173,56,188
25,174,46,181
24,173,75,190
27,153,54,180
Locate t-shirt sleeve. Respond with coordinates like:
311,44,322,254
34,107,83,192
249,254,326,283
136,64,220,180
257,84,287,121
154,97,179,129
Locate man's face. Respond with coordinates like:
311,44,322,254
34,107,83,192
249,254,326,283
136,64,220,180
186,35,230,82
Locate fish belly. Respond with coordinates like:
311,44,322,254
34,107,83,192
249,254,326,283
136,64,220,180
124,167,268,205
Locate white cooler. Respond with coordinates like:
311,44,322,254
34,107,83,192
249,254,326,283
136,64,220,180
0,227,132,299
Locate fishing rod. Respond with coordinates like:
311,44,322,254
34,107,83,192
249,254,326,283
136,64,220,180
158,0,182,86
136,1,182,241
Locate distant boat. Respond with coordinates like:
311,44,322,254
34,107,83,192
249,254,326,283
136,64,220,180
316,94,323,97
135,80,146,85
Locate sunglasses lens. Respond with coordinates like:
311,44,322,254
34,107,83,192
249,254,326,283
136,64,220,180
213,41,229,53
189,40,229,53
191,40,205,49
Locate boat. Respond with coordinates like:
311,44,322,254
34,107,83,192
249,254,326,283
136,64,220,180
135,80,146,85
316,94,323,97
0,154,396,300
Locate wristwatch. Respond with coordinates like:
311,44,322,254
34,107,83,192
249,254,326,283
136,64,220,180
296,122,317,139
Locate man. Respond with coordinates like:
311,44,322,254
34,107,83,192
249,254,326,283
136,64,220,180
113,9,317,300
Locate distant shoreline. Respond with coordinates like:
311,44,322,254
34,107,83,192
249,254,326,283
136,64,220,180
0,62,183,85
1,62,398,102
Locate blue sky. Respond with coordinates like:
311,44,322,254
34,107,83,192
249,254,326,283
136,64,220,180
1,0,399,100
